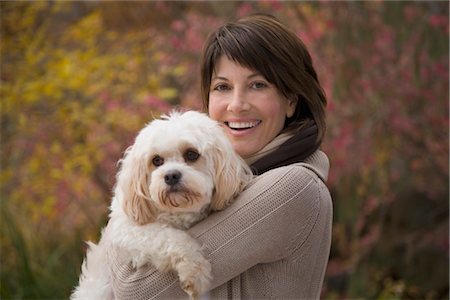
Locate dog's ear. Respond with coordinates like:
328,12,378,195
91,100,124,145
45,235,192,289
117,147,157,225
209,132,253,211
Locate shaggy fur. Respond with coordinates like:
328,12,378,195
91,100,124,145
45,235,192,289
71,111,253,300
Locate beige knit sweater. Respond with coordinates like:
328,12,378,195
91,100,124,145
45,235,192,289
108,150,333,299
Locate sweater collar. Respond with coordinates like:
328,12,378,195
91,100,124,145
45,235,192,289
301,150,330,182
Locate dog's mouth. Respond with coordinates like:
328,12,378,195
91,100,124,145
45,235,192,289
160,187,202,209
225,120,261,131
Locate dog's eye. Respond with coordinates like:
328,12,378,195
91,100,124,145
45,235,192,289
152,155,164,167
184,149,200,163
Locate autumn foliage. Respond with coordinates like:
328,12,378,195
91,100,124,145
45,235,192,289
1,1,448,299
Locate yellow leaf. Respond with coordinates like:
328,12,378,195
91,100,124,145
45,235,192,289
157,88,177,100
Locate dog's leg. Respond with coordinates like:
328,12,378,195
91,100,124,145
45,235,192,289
170,244,212,299
112,223,212,298
71,241,114,300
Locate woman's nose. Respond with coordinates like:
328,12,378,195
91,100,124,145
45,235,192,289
227,90,250,113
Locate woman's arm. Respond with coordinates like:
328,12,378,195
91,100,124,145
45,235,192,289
108,163,331,299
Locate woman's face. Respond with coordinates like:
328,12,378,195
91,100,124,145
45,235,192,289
208,56,297,158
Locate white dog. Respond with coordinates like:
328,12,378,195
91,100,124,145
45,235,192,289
71,111,253,300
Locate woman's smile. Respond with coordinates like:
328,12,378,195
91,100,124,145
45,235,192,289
226,120,261,130
222,119,262,139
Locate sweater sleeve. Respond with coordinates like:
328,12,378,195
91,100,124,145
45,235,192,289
108,163,330,299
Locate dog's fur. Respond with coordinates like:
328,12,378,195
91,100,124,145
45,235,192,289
71,111,253,299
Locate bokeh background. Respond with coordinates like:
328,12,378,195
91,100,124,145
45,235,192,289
1,1,448,299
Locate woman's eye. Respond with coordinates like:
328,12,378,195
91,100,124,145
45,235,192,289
184,149,200,162
152,155,164,167
213,84,231,91
251,81,268,89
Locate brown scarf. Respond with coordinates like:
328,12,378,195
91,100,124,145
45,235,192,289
249,120,319,175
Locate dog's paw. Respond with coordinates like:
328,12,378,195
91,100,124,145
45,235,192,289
178,258,212,299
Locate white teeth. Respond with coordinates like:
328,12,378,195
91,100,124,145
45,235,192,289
227,121,260,129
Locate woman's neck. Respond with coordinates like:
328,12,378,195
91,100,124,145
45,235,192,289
244,132,294,166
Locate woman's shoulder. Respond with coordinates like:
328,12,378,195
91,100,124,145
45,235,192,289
236,151,330,211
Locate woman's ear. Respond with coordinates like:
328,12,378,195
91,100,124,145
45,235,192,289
117,147,156,225
286,97,298,118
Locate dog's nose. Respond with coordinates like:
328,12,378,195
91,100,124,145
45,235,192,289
164,170,182,186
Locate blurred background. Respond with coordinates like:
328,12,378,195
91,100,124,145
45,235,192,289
1,1,448,299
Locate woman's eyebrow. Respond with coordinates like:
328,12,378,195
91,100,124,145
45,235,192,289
212,73,263,81
248,73,263,79
211,76,229,81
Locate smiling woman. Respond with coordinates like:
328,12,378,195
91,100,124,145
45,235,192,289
107,14,332,299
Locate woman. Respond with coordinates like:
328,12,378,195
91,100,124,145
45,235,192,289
108,14,332,299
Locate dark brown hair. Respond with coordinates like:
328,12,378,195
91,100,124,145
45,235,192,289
200,14,327,144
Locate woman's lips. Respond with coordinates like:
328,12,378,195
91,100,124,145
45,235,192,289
224,120,261,137
226,120,261,130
